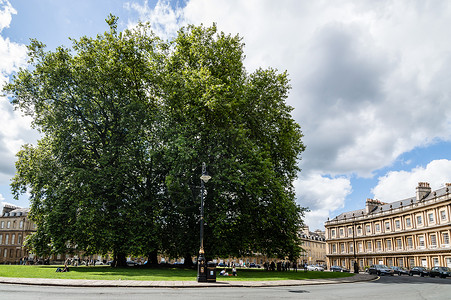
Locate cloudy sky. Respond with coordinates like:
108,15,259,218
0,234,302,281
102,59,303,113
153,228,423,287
1,0,451,230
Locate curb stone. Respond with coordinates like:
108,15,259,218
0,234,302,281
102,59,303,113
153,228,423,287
0,274,377,288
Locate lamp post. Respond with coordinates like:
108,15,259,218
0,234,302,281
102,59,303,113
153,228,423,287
352,222,362,274
197,162,211,282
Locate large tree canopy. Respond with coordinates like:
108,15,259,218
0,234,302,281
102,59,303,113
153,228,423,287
4,16,306,265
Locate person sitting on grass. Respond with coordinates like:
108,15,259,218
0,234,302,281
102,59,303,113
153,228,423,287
219,269,228,276
232,266,237,276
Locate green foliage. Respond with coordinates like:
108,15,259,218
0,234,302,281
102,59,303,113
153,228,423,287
4,17,306,263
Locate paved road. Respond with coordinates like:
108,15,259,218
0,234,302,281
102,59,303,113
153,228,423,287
0,274,449,300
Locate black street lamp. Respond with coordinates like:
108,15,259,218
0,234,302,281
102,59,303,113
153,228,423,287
197,162,211,282
352,222,362,274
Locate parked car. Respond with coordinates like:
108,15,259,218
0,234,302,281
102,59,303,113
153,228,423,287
307,265,324,271
368,264,394,276
330,265,350,272
409,266,430,277
217,263,226,267
429,266,451,278
249,263,261,268
126,260,138,267
390,266,409,276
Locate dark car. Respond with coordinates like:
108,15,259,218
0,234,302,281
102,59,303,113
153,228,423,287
429,266,451,278
368,264,394,276
248,263,261,268
390,266,409,276
330,265,350,272
409,266,430,277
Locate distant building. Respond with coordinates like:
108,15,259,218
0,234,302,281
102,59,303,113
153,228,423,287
299,226,327,265
0,205,35,264
325,182,451,270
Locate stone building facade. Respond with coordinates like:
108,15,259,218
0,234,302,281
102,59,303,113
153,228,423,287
325,182,451,270
299,226,327,265
0,205,35,264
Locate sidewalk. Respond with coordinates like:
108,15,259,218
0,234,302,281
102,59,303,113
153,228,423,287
0,273,377,288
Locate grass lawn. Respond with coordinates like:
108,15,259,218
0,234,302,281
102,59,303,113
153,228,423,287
0,265,354,281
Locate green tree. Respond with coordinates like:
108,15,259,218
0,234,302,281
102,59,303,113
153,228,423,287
5,17,306,265
158,24,306,261
6,15,165,266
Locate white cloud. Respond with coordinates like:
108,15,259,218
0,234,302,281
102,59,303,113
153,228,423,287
371,159,451,203
125,0,451,227
295,174,352,230
0,1,39,183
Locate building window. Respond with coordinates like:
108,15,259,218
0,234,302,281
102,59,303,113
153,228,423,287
417,215,423,226
0,221,3,228
419,236,425,248
385,222,390,231
430,234,437,248
440,210,447,221
409,258,415,267
386,239,392,250
349,243,354,253
3,249,6,258
331,229,336,238
406,217,411,227
0,235,2,244
332,244,336,253
5,235,8,245
396,238,402,250
377,240,382,251
6,221,10,229
348,228,353,235
398,258,404,267
11,234,15,245
18,234,22,244
428,213,434,223
19,220,24,229
339,228,344,236
375,223,381,232
367,241,372,252
366,225,371,233
387,258,393,267
357,226,362,235
433,257,439,267
340,243,345,253
395,220,401,229
358,242,363,253
443,232,450,245
407,237,413,249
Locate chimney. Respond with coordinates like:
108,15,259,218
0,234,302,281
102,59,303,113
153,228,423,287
2,204,17,215
416,182,431,201
365,198,378,214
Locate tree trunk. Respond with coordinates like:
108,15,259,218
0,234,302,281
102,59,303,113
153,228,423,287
183,253,194,267
147,250,158,265
112,252,127,267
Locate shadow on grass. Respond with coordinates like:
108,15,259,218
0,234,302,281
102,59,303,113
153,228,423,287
0,265,354,281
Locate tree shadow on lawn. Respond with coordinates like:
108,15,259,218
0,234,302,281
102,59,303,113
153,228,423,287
39,265,197,279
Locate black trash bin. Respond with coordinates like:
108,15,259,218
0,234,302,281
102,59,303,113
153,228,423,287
206,262,216,282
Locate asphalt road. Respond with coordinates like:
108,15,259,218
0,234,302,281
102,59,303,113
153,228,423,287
0,274,450,300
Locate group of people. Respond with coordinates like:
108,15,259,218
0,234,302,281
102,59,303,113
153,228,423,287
219,266,237,276
263,261,299,272
55,264,70,272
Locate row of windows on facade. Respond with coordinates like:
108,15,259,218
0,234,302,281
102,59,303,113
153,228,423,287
332,257,451,269
0,233,24,245
0,248,22,259
330,231,450,254
329,209,448,238
0,220,25,229
302,241,326,248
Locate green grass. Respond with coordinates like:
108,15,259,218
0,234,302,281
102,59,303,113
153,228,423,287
0,265,354,281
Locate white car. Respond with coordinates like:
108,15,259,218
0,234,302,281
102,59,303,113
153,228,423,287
307,265,324,271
